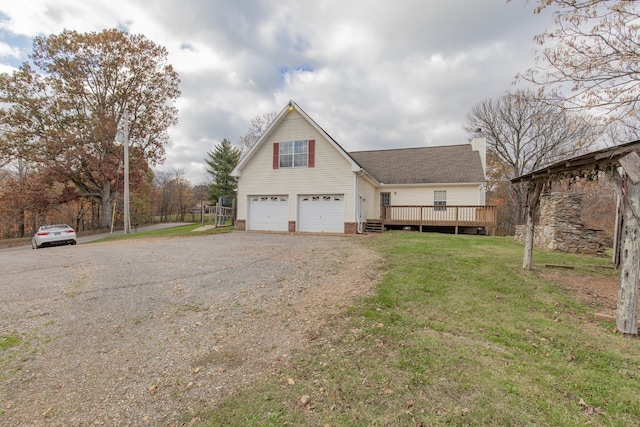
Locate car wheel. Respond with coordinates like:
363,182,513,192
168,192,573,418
71,240,77,245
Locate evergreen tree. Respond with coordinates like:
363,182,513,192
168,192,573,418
205,139,240,206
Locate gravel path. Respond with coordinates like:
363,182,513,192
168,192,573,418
0,232,381,426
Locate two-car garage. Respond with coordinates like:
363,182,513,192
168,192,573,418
247,194,345,233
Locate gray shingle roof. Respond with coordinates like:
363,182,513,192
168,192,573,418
349,144,485,184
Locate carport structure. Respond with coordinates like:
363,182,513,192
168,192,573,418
512,140,640,335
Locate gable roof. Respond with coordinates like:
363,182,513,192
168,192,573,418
232,100,485,185
350,145,486,185
231,100,362,177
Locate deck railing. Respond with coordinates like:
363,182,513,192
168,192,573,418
380,205,497,228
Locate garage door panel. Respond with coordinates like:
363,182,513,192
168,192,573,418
248,195,288,231
298,194,344,233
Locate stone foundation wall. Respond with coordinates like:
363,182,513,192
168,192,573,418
514,192,604,254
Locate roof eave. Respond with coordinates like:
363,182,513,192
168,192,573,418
378,181,486,187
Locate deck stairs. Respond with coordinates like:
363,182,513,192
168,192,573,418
364,219,383,233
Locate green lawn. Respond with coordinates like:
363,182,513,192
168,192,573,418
91,223,234,242
194,232,640,426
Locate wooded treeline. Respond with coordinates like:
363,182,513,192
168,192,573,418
0,28,180,237
0,166,207,238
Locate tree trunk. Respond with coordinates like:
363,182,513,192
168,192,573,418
616,173,640,335
18,207,26,237
100,181,112,228
523,182,543,271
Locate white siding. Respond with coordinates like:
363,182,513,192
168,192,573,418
370,184,484,219
357,175,377,220
236,110,355,224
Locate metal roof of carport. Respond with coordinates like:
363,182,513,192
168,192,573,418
511,139,640,184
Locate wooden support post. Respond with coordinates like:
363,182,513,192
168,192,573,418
523,182,544,271
613,193,623,268
231,198,236,226
616,167,640,335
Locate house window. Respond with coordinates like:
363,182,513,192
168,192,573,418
279,140,308,168
434,190,446,211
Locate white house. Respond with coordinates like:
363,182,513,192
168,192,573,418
231,100,491,234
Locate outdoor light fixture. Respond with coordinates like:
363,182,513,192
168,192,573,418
288,102,294,111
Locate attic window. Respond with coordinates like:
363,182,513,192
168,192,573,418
279,140,308,168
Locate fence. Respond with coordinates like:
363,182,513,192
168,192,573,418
202,202,236,227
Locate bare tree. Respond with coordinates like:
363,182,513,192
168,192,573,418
0,160,53,237
153,170,173,222
515,0,640,134
237,111,277,154
153,169,193,222
170,170,193,221
464,89,596,229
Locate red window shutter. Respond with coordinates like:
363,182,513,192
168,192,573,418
273,142,279,169
308,140,315,168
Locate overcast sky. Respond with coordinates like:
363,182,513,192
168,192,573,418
0,1,553,184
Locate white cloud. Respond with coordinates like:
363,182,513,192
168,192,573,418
0,41,19,58
0,63,17,74
0,0,552,183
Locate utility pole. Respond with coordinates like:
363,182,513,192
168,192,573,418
123,111,131,234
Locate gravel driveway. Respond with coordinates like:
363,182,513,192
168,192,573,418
0,232,381,426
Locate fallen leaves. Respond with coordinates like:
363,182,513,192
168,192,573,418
578,398,606,416
434,407,450,416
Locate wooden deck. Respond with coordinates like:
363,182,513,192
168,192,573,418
371,205,497,234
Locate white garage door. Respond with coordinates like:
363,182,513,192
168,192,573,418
248,195,289,231
298,194,345,233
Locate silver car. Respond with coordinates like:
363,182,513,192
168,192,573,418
32,224,77,249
